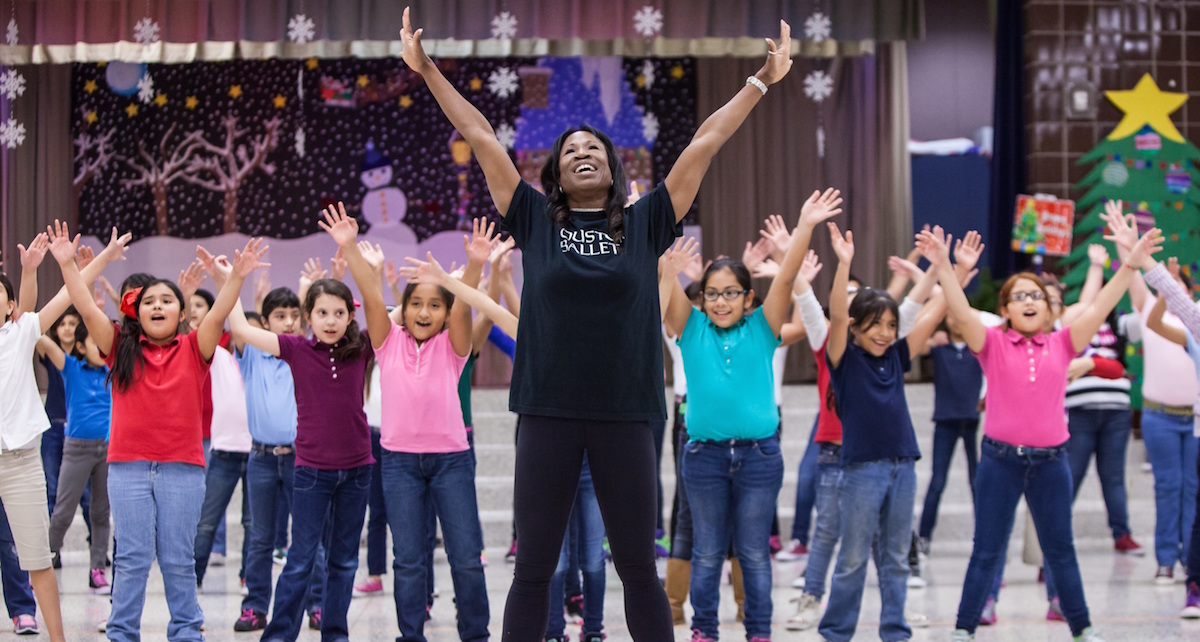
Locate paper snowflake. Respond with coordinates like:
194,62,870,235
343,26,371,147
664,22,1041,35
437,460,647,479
491,11,518,40
6,18,17,46
804,70,833,102
633,6,664,37
0,68,26,101
137,72,155,104
487,67,519,99
134,17,160,45
804,12,832,42
494,122,517,150
641,112,660,142
288,13,316,44
295,127,307,158
0,117,25,149
641,60,656,88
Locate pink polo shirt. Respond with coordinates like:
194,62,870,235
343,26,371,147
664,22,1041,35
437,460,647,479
376,323,469,454
975,325,1075,447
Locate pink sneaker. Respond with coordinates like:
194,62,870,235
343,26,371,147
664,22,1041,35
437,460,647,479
979,598,997,625
89,568,111,595
775,539,809,562
353,576,383,596
1046,597,1066,622
768,535,783,556
1114,534,1145,556
12,614,37,635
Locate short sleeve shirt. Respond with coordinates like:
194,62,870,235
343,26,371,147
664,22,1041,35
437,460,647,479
975,326,1075,447
929,344,983,421
0,315,51,451
237,344,298,445
679,307,780,441
376,325,469,454
60,355,111,440
828,340,921,465
501,180,682,421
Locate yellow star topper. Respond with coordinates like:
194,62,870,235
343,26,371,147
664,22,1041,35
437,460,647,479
1105,73,1187,143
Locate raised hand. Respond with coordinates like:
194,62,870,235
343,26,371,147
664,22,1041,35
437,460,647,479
1087,243,1109,267
318,201,360,248
196,246,232,286
488,235,516,266
301,257,327,286
399,6,435,75
681,253,704,282
254,271,272,303
18,233,49,271
742,238,773,273
828,222,854,264
399,252,449,285
625,180,642,207
759,214,793,257
357,240,386,275
76,244,96,271
384,260,401,289
1167,256,1182,281
47,220,81,266
798,188,843,229
465,217,497,265
798,249,823,284
752,258,781,279
1101,200,1138,252
178,260,207,299
915,225,952,267
330,246,348,281
888,255,924,281
756,19,793,86
953,230,985,273
97,276,119,303
93,280,107,311
663,237,700,279
232,238,271,278
102,227,133,263
1124,227,1164,271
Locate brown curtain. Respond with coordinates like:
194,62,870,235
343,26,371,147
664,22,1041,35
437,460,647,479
694,44,911,382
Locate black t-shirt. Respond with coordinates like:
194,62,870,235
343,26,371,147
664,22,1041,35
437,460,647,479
502,180,682,421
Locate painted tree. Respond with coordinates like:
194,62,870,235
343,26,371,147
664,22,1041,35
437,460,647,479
72,125,119,231
185,115,282,234
121,122,207,236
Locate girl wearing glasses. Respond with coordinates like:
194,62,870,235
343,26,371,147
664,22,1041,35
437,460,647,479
662,189,841,642
918,212,1163,642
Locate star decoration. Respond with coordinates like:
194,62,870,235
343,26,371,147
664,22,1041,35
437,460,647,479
356,75,370,87
153,93,167,106
670,65,684,80
83,79,98,94
398,95,413,109
125,103,139,118
273,94,287,108
185,95,199,109
1105,73,1188,143
228,85,243,98
85,110,98,124
468,76,483,91
306,57,319,70
635,75,646,88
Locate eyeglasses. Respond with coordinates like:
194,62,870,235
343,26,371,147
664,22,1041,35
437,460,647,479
703,289,749,302
1009,291,1046,303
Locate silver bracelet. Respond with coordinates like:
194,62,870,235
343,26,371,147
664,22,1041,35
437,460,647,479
745,75,767,96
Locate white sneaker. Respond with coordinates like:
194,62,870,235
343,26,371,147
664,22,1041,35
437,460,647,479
907,572,926,588
791,573,806,589
785,592,820,631
951,630,973,641
210,552,226,567
775,539,809,562
908,612,930,628
1075,626,1105,642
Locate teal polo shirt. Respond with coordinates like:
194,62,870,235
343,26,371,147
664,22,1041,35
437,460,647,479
678,306,781,441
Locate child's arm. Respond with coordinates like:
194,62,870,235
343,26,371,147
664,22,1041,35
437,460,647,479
1145,291,1187,347
792,250,829,350
916,226,987,353
497,251,521,318
196,239,269,362
198,248,283,358
1104,200,1151,314
16,233,49,316
1143,257,1200,340
1061,244,1108,326
826,222,854,368
779,296,807,347
451,218,495,357
763,188,843,337
471,238,516,352
320,202,392,350
400,253,519,338
906,291,948,356
35,336,67,371
886,230,925,301
660,237,699,324
45,224,133,343
253,272,271,315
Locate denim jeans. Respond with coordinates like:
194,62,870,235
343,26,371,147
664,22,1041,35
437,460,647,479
263,464,371,642
669,423,693,561
955,437,1092,637
1141,409,1199,568
817,459,916,642
803,443,843,600
547,459,606,636
1188,437,1200,586
194,450,249,584
382,449,489,642
918,419,978,540
0,499,35,618
202,439,227,556
366,429,389,577
683,437,784,639
107,461,205,642
242,450,323,616
1066,407,1133,539
790,417,820,544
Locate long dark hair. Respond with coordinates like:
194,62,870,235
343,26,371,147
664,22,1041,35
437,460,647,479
109,279,186,393
304,279,364,362
49,307,88,357
540,124,629,246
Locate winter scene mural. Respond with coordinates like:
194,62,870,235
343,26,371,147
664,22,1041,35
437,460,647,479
69,56,696,294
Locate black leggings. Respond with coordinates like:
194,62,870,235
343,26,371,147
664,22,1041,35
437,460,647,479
502,414,672,641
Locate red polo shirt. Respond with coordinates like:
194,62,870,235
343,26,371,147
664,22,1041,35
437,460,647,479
103,324,209,466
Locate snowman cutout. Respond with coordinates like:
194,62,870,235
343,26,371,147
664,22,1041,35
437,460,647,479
360,140,417,244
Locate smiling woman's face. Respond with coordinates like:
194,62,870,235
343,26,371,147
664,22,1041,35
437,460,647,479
556,131,612,200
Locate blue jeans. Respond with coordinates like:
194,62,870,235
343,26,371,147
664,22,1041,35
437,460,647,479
1141,409,1199,568
0,499,35,618
547,459,606,636
955,437,1091,636
202,440,228,556
382,450,489,642
803,443,843,600
683,437,784,639
1067,407,1133,539
194,450,249,584
242,450,323,616
263,464,371,642
669,423,693,561
366,429,389,577
818,459,916,642
107,461,205,642
790,417,820,544
1188,438,1200,586
918,419,978,540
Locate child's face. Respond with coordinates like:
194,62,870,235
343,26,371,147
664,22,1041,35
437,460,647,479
0,288,12,322
265,306,303,336
851,308,898,357
403,284,449,344
56,315,80,347
138,284,185,343
188,294,211,330
307,294,351,345
1002,278,1050,336
701,268,752,329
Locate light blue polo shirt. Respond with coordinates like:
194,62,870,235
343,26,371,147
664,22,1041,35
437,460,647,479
237,344,298,445
678,306,781,441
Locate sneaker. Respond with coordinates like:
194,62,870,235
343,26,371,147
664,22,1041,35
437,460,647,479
12,615,37,635
654,529,671,558
1181,581,1200,619
354,576,383,596
51,551,61,569
602,537,612,561
565,594,584,623
272,548,287,566
747,638,770,642
1074,626,1105,642
308,609,321,631
907,612,930,628
1046,597,1066,622
544,636,568,642
1113,534,1145,556
785,592,820,631
907,566,926,588
233,608,267,632
979,597,997,625
951,630,974,642
768,535,783,555
90,568,111,595
581,633,606,642
690,630,715,642
775,539,809,561
506,539,518,563
791,572,806,589
1157,566,1176,585
210,551,226,567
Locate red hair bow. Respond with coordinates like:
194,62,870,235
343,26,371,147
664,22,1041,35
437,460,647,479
119,287,143,319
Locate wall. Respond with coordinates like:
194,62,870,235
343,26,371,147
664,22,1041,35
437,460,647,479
908,0,996,140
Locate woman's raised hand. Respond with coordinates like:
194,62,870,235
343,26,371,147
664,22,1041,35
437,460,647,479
318,202,359,248
400,7,435,76
757,20,794,86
